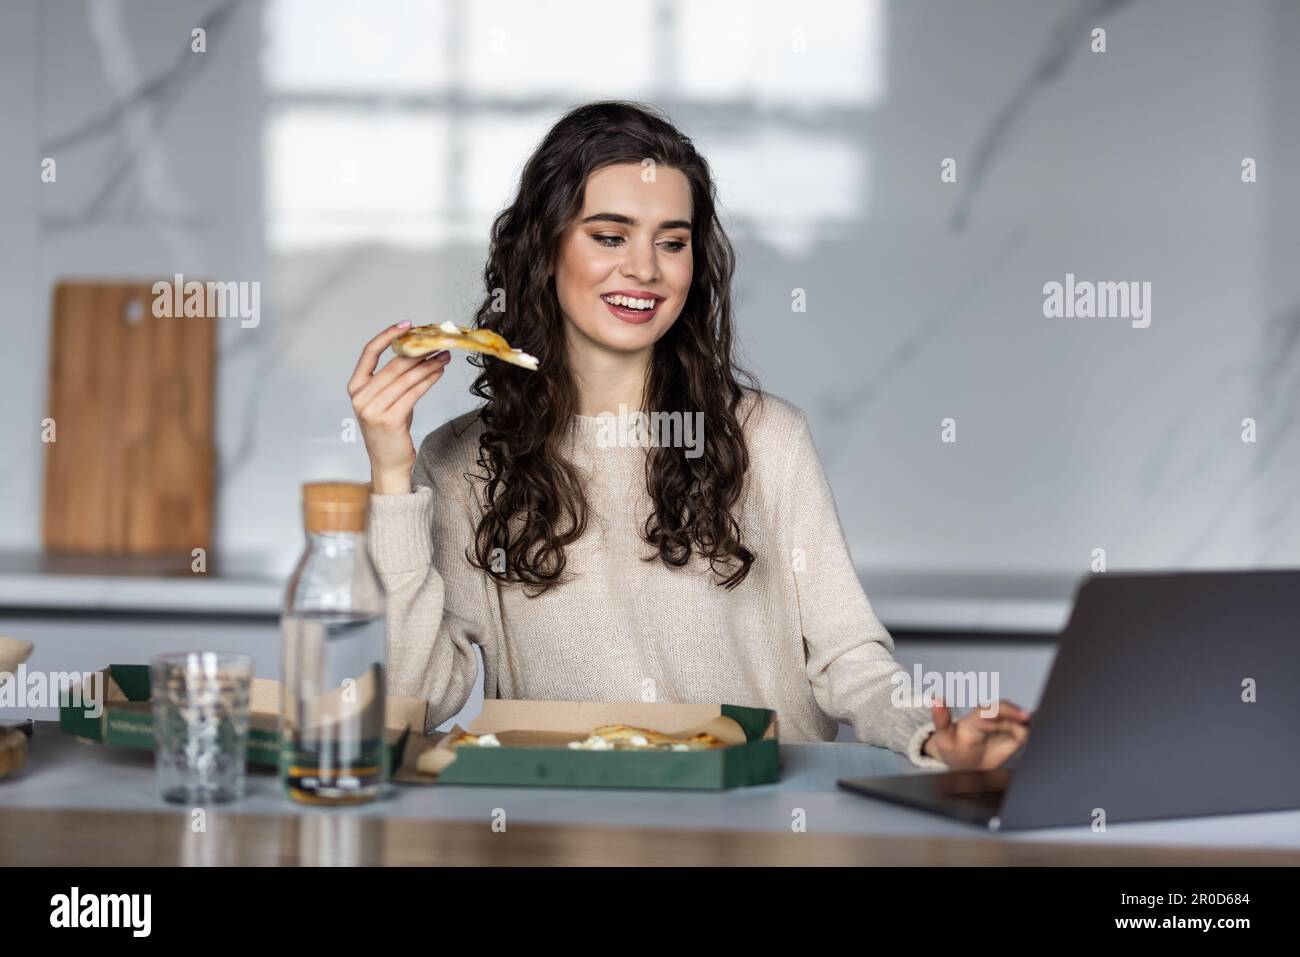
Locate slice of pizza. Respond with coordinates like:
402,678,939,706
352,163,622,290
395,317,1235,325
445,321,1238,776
0,727,27,780
567,723,728,752
392,321,539,370
445,723,728,753
446,730,502,748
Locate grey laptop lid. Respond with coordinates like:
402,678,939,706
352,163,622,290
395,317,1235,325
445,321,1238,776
998,569,1300,830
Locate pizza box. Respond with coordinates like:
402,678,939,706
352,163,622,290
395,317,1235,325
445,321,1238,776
394,699,781,790
58,665,424,770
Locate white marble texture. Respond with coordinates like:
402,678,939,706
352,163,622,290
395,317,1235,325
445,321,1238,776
0,0,1296,596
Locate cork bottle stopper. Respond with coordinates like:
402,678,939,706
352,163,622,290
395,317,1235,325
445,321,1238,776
302,481,370,533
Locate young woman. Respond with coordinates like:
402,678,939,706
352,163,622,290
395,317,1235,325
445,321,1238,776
348,101,1030,769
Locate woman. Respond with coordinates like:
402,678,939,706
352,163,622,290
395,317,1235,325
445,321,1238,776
348,100,1029,769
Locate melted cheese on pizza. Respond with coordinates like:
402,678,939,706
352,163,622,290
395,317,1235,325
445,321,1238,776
392,321,539,370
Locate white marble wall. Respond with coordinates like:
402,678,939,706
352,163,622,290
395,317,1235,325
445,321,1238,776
1,0,268,560
1,0,1297,586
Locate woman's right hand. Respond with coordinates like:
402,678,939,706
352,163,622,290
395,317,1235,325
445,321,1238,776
348,321,451,495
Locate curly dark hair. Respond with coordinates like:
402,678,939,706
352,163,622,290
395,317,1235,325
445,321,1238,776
465,100,761,595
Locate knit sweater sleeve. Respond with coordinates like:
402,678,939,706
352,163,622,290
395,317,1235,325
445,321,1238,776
781,412,946,769
366,422,493,734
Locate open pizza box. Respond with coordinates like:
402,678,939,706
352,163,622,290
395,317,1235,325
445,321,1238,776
394,699,781,790
59,665,426,771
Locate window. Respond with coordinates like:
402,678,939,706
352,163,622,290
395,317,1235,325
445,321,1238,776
262,0,885,255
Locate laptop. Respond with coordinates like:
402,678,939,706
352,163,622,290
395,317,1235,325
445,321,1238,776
838,569,1300,830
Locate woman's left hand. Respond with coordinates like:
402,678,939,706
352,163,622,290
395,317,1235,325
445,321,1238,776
921,699,1031,770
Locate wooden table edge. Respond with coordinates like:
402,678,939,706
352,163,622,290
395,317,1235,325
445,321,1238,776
0,806,1294,866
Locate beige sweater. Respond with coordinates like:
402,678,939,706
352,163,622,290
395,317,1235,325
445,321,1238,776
367,390,944,767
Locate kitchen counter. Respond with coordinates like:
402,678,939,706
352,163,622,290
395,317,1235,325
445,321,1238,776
0,551,1075,632
0,551,283,616
1,722,1294,866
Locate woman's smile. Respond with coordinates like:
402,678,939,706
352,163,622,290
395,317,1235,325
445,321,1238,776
600,289,665,325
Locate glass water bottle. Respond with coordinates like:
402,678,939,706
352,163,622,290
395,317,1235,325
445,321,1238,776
280,481,388,805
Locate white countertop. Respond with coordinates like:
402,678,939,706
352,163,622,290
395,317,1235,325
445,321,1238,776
0,551,1079,633
0,551,284,616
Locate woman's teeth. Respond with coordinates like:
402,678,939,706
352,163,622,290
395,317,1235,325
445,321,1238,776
602,294,656,310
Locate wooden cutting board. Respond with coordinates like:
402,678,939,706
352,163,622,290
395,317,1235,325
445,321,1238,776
43,280,216,555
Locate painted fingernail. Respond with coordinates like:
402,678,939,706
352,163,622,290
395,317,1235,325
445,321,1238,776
396,320,412,330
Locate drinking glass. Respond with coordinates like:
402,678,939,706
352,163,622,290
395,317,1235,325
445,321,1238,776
150,652,253,803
